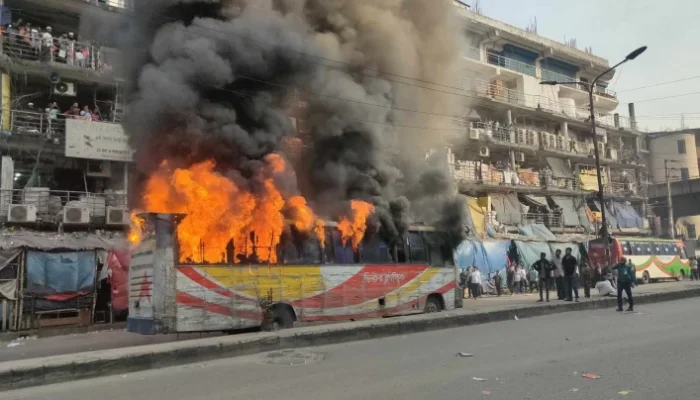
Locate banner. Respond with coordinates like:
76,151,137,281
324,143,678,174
65,119,134,162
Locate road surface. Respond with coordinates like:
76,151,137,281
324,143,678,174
6,295,700,399
0,280,694,363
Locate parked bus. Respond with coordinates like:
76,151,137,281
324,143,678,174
588,237,690,284
127,213,461,334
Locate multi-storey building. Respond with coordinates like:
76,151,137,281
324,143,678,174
449,3,650,236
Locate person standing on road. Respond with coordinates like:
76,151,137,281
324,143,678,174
465,267,473,299
580,260,592,298
518,265,527,293
494,270,503,297
506,263,515,295
562,248,579,302
613,257,634,312
528,267,538,293
513,264,523,294
689,257,698,281
470,267,482,300
533,253,554,302
459,268,469,298
553,249,565,300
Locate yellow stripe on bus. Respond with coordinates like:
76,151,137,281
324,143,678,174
198,265,323,301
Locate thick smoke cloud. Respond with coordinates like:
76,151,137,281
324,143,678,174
90,0,468,246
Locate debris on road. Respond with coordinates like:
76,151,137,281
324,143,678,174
473,377,488,381
569,388,580,392
457,352,474,357
582,374,601,380
619,390,632,395
481,390,491,395
514,316,519,320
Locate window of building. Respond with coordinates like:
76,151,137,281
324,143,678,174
688,224,697,240
678,139,686,154
681,168,690,181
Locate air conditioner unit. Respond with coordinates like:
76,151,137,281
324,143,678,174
607,148,618,161
469,128,480,140
53,82,77,96
8,204,37,223
106,207,129,226
86,160,111,178
63,207,90,225
479,146,490,157
515,152,526,163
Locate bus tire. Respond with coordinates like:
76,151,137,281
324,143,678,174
424,294,443,314
642,271,650,285
266,304,296,331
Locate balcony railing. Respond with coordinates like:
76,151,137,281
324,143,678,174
523,213,562,229
486,52,537,77
0,189,127,224
1,110,67,141
1,30,114,72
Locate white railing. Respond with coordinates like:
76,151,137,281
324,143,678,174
1,110,66,141
523,212,562,229
486,52,537,77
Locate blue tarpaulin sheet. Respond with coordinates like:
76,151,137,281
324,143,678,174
515,241,553,268
455,240,510,281
518,224,557,241
613,202,644,229
594,201,618,230
26,251,96,295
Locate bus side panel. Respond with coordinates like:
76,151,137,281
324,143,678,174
630,255,689,279
127,239,159,334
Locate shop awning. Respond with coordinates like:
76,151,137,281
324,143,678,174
612,201,644,229
551,196,581,227
522,195,551,211
491,194,522,225
547,157,573,178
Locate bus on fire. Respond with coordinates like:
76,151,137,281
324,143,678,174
127,213,461,334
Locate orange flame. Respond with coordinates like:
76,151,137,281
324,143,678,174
128,211,144,245
314,219,326,248
287,195,314,232
337,200,374,251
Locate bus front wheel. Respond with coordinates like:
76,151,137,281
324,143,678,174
265,304,296,331
642,271,650,285
424,295,443,313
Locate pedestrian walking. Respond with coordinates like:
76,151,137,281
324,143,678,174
465,267,473,299
506,263,514,295
532,253,555,302
690,257,698,281
612,257,635,312
553,249,565,300
518,265,527,293
513,264,523,294
494,270,503,296
580,260,591,298
562,247,579,302
470,267,482,300
459,268,469,298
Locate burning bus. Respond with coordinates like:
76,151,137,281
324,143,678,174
127,212,460,334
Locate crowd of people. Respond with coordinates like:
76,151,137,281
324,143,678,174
3,20,95,68
459,250,638,311
46,102,102,122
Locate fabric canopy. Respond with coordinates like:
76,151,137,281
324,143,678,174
548,242,581,261
522,195,550,210
515,241,552,268
491,194,522,225
26,251,96,295
612,202,644,229
467,197,486,236
518,224,557,241
107,248,130,312
594,200,618,230
547,157,573,178
573,197,591,229
551,196,580,227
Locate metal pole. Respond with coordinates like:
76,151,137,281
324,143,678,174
589,86,610,267
665,159,675,239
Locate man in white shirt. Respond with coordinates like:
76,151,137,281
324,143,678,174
41,26,53,61
470,267,482,300
513,265,522,294
595,279,615,297
552,249,565,300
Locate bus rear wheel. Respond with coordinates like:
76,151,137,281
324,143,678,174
642,271,650,285
424,295,443,314
264,305,295,331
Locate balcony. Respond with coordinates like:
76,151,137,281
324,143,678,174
486,52,537,77
522,212,562,229
1,110,66,143
1,189,127,226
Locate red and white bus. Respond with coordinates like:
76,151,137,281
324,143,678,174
127,213,461,334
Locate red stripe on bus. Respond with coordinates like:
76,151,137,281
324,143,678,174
178,267,252,302
175,291,261,320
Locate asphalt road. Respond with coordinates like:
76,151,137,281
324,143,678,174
0,281,694,363
6,296,700,400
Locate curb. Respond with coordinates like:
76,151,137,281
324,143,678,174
2,287,699,391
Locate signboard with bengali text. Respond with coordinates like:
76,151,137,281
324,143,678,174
65,119,134,162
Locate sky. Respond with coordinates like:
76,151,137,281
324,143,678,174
479,0,700,132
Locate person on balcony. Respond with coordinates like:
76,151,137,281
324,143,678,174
41,26,53,62
45,102,60,120
64,103,80,118
80,105,93,120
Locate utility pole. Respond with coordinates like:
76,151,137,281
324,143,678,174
665,159,676,239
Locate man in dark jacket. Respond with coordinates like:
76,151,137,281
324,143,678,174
613,257,635,312
532,252,554,302
562,247,579,302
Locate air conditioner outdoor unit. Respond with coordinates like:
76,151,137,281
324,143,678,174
479,146,490,157
63,207,90,225
607,148,618,161
8,204,37,223
469,128,480,140
53,82,77,96
106,207,129,226
515,152,526,163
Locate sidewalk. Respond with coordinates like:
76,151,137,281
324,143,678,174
0,281,695,363
1,280,699,391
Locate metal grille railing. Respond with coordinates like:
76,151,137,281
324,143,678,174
486,52,537,77
2,110,66,141
2,30,99,70
523,212,562,229
0,189,127,224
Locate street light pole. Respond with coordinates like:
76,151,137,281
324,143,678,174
541,46,647,268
